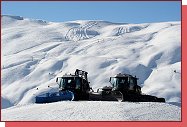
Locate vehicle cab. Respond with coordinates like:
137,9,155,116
109,73,141,94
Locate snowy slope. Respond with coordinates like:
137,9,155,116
1,15,181,111
1,101,181,121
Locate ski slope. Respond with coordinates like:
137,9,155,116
1,101,181,121
1,15,181,120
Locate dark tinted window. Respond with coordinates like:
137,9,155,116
75,77,81,89
110,77,128,88
59,77,75,89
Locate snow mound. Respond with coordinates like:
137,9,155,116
2,15,48,28
1,15,23,26
1,15,181,109
1,101,181,121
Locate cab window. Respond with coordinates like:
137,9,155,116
75,77,81,89
129,78,137,90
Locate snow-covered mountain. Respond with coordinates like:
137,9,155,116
2,15,181,111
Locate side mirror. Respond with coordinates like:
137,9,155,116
56,78,58,83
109,77,111,82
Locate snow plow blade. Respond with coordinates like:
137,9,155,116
111,91,123,102
35,91,74,103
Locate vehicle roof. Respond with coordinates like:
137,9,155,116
112,73,138,79
58,74,79,78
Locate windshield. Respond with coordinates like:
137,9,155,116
57,77,81,90
110,77,128,88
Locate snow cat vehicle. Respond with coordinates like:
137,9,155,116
35,69,165,103
90,73,165,102
35,69,90,103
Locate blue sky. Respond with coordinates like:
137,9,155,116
2,1,181,23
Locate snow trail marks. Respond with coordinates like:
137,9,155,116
65,21,98,41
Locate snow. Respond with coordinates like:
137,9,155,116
1,101,181,121
1,15,181,120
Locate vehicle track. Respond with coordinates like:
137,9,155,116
65,21,98,41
